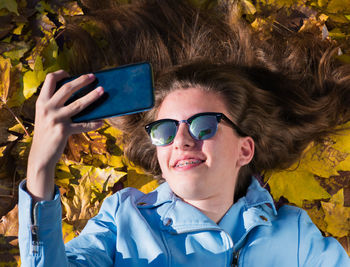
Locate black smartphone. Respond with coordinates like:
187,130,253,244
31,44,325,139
57,62,154,123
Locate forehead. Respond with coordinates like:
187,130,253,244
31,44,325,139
156,87,228,120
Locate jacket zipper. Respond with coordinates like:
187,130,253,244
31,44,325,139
231,250,240,267
31,202,39,255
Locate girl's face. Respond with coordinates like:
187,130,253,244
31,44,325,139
156,87,254,203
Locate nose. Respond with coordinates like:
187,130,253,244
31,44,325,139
172,122,196,149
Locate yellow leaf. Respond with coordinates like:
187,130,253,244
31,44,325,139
250,18,270,31
303,201,327,234
139,179,159,194
126,168,156,192
321,189,350,237
267,167,331,206
12,22,25,35
8,123,25,135
23,58,47,99
298,139,348,178
242,0,256,15
62,221,77,244
0,56,11,103
88,166,127,192
0,146,5,157
55,161,75,188
61,175,101,232
105,154,125,169
317,0,328,8
61,1,83,16
318,13,329,21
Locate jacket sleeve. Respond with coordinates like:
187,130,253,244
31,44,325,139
18,179,118,267
298,209,350,267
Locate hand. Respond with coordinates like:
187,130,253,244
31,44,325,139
27,70,104,202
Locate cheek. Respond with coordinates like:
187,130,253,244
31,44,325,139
156,147,170,172
205,133,240,169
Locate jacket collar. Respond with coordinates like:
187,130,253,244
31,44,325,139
137,177,277,214
136,177,278,248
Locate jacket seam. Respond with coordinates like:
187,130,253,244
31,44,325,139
159,225,171,267
297,209,302,267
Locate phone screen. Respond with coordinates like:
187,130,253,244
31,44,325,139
59,62,154,122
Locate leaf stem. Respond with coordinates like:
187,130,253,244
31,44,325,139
2,102,30,136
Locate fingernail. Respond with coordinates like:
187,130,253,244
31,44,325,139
88,73,95,78
96,86,104,95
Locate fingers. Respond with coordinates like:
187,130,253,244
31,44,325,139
51,73,96,107
39,70,69,101
70,120,105,134
58,86,104,119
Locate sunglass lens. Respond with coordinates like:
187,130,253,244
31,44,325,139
190,115,217,140
150,121,177,146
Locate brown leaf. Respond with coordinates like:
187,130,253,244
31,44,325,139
0,14,15,39
338,236,350,256
61,174,103,233
0,205,18,238
0,206,19,265
303,200,327,234
321,189,350,237
315,171,350,197
65,131,107,163
0,56,11,104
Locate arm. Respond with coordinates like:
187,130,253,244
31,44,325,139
18,180,118,267
26,70,104,202
19,70,105,266
298,209,350,267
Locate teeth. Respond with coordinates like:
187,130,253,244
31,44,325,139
175,159,202,167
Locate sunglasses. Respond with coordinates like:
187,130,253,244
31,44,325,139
145,112,247,146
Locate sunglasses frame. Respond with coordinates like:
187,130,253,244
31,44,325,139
145,112,247,146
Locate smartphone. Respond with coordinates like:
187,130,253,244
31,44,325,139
57,62,154,123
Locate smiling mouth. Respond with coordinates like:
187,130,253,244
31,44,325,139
175,159,204,168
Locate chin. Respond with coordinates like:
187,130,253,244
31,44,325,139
166,174,209,200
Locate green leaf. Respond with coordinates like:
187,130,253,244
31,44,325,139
328,28,346,38
326,0,350,14
0,0,19,15
3,41,30,62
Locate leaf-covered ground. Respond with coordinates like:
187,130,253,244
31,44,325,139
0,0,350,265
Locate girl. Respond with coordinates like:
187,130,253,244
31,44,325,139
18,61,350,266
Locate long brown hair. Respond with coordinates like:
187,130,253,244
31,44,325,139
113,60,350,201
61,0,350,199
62,0,259,75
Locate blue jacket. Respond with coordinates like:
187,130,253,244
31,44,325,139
18,178,349,266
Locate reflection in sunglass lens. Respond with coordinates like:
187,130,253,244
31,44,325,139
190,115,217,140
151,121,177,145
